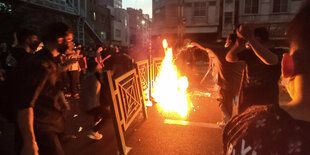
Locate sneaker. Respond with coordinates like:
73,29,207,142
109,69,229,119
72,93,80,99
87,131,103,140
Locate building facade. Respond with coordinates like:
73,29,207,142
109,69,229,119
222,0,303,40
114,0,122,8
127,8,152,60
110,7,130,47
86,0,111,46
152,0,221,48
0,0,113,46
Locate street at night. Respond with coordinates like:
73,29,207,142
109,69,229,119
1,0,310,155
63,81,225,155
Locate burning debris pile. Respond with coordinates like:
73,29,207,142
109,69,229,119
146,39,217,119
151,39,192,118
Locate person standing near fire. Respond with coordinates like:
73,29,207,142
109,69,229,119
189,34,244,125
226,25,287,114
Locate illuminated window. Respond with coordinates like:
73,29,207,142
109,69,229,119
100,32,106,40
93,12,96,21
273,0,288,13
193,2,206,17
244,0,259,14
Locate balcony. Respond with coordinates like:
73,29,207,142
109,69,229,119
20,0,79,15
239,13,295,24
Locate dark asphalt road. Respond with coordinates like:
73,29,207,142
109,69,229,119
63,78,225,155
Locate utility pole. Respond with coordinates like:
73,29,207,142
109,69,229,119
178,0,185,49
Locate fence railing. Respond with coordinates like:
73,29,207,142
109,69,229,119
136,60,149,93
103,69,148,155
136,58,164,102
105,58,164,154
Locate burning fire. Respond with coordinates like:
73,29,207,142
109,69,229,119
152,39,192,118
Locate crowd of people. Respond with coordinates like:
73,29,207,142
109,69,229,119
0,22,135,155
1,1,310,154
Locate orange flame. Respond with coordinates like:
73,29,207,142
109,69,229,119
162,39,168,49
152,39,192,118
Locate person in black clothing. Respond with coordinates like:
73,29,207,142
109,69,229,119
226,25,287,114
110,46,135,78
6,29,39,74
0,29,39,121
100,46,112,70
0,28,41,154
223,3,310,154
80,58,106,140
17,22,74,155
189,35,244,125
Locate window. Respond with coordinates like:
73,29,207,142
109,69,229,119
244,0,259,14
193,2,206,17
101,15,105,23
93,11,96,21
154,7,165,22
100,32,106,40
125,17,128,27
209,1,216,6
273,0,288,13
115,29,121,38
184,3,192,7
224,12,233,25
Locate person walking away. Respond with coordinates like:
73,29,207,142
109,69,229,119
80,58,105,140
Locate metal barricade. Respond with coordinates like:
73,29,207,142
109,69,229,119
103,70,148,155
136,60,149,93
151,57,164,89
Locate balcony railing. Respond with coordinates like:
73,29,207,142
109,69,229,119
239,13,295,23
20,0,79,15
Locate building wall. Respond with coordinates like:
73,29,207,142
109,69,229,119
222,0,236,37
86,0,111,45
113,8,129,47
238,0,302,24
236,0,302,40
152,0,221,43
114,0,122,8
127,8,151,60
1,1,79,42
110,8,129,47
